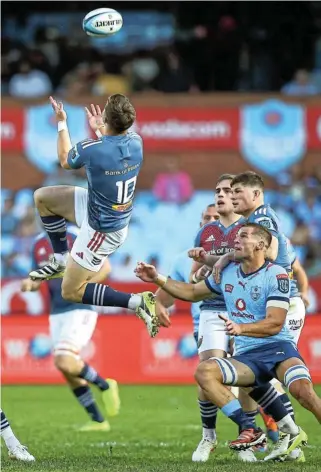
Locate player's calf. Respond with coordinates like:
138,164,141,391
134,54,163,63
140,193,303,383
289,378,321,423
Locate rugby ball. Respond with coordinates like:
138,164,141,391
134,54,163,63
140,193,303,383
82,8,123,37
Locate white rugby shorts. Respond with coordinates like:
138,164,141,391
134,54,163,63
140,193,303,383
72,187,128,272
197,310,230,354
286,297,306,345
49,309,98,359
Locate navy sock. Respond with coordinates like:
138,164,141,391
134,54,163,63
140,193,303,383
72,386,104,422
279,393,295,421
239,409,257,434
41,215,68,254
82,283,131,307
79,363,109,391
221,399,255,431
251,384,288,422
0,410,10,431
198,400,218,430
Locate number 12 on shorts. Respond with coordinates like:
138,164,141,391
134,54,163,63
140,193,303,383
116,176,137,204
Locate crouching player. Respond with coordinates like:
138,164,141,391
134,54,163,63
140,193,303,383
135,223,321,462
21,227,120,432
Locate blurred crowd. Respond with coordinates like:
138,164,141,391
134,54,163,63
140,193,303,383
2,162,321,280
2,2,321,96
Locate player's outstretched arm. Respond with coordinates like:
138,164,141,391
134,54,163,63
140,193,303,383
135,262,213,302
49,96,72,169
155,290,172,327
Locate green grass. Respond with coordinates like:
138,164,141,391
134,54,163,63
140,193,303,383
1,385,321,471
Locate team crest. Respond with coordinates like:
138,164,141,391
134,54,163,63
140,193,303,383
250,286,261,301
240,99,306,176
276,274,289,293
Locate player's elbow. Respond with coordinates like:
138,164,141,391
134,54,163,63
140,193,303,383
266,322,283,336
60,160,71,170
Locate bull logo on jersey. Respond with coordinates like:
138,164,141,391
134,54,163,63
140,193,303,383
235,298,246,311
250,286,261,301
240,99,306,176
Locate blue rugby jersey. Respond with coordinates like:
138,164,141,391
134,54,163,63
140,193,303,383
31,227,95,315
205,261,293,354
67,131,143,233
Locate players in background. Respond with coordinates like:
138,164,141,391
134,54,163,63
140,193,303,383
1,409,35,461
22,227,120,432
155,203,219,338
29,96,158,337
135,223,321,462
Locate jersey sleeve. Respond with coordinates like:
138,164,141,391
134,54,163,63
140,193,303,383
67,139,96,169
194,227,203,247
266,266,290,310
251,214,278,236
204,275,222,295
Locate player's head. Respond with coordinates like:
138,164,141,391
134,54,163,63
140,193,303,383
234,222,272,261
230,171,265,215
215,173,236,215
103,94,136,133
200,204,220,227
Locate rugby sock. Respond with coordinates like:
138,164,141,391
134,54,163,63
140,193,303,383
72,386,105,422
240,409,258,434
221,399,255,430
82,283,142,309
41,215,68,256
0,410,20,449
250,384,288,421
79,364,109,391
198,400,218,440
279,393,295,421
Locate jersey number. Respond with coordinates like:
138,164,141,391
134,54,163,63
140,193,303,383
116,177,137,204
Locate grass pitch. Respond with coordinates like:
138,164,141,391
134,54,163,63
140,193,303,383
1,385,321,471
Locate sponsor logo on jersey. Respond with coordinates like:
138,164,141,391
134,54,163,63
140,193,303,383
255,216,276,231
235,298,246,311
240,99,306,176
91,256,101,265
251,286,262,301
225,284,234,293
112,201,133,212
205,235,215,242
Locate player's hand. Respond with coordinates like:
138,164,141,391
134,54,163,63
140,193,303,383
188,247,207,263
194,265,211,282
85,104,105,132
218,314,241,336
21,278,35,292
301,292,310,309
49,96,67,122
156,301,171,328
134,262,158,283
212,254,231,283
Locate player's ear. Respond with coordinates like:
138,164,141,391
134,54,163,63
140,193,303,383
253,189,260,200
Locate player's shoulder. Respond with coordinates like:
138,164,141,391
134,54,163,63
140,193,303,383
79,138,103,149
250,204,278,230
264,262,288,278
197,220,220,236
127,130,143,143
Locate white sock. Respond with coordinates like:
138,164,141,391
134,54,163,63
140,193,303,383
277,414,300,436
128,294,143,310
1,426,20,450
202,427,216,441
54,252,68,265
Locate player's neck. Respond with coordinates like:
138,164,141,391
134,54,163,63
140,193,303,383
241,257,266,274
105,126,127,137
219,213,240,228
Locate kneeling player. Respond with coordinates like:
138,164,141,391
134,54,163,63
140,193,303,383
135,223,321,462
22,227,120,432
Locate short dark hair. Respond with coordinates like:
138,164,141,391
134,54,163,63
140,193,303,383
216,173,235,185
242,222,272,248
207,203,216,209
231,171,264,190
104,94,136,133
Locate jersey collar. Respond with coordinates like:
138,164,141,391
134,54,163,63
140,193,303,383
239,260,269,278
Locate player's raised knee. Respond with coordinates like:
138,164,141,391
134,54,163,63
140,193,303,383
54,355,77,375
195,359,221,386
34,187,48,207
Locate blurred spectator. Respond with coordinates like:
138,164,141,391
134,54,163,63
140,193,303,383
1,196,18,234
152,157,194,204
92,62,130,96
8,60,52,98
43,163,87,188
58,62,92,97
281,69,319,96
125,52,160,92
154,52,196,93
110,255,138,282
